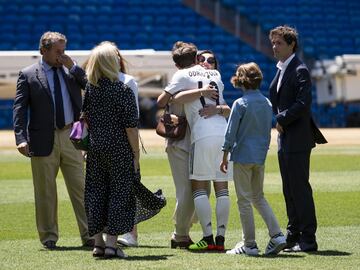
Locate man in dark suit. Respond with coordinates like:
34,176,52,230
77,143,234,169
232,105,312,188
268,26,327,252
13,31,93,249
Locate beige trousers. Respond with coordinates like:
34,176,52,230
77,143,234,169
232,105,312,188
30,127,89,244
233,163,281,246
166,146,195,236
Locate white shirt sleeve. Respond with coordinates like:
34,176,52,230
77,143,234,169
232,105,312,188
119,73,139,115
218,79,226,104
164,70,186,95
127,78,139,114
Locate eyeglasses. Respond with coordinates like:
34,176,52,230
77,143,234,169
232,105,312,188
197,55,216,65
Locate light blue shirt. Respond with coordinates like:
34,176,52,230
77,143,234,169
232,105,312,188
222,90,273,165
41,58,74,126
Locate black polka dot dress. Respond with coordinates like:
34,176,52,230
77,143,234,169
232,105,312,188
82,78,138,236
133,171,166,224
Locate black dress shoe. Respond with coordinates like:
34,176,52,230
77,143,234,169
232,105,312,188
299,241,318,252
284,242,318,252
83,238,95,248
43,240,56,249
283,241,297,250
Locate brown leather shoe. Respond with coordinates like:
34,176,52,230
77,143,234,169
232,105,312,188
170,238,194,249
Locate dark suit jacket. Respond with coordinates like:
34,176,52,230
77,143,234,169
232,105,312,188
13,61,87,156
269,55,327,152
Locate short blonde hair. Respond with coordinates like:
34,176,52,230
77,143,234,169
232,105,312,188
231,62,263,90
86,42,120,86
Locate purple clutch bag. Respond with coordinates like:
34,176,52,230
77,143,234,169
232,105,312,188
69,120,89,151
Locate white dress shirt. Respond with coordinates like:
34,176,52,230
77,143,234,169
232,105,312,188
276,53,295,92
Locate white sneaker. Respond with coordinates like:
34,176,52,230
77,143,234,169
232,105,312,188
265,233,287,255
118,233,138,247
226,242,259,256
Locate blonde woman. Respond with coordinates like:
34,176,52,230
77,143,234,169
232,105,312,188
82,42,139,258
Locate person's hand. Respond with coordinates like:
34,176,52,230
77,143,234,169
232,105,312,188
200,84,218,100
134,158,140,172
199,104,217,118
133,150,140,172
81,151,87,161
220,160,228,173
17,142,30,157
57,54,74,70
276,122,284,134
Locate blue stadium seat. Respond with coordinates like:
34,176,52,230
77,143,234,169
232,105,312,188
0,0,358,127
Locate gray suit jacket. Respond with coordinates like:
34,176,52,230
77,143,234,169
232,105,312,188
13,61,87,156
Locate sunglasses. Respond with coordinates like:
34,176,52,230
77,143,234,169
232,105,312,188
197,55,216,65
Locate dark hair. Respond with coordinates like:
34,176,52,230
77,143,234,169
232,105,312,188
39,31,67,51
171,41,197,69
197,50,219,70
269,25,298,53
231,62,263,90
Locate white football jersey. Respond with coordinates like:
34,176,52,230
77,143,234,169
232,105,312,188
165,65,227,143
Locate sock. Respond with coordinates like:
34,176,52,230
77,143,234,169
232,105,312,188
215,189,230,237
193,189,212,237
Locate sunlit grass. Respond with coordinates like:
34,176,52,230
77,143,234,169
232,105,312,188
0,144,360,270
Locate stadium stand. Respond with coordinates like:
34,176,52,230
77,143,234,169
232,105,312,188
216,0,360,126
0,0,359,128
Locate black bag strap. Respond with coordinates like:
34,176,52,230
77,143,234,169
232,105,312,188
139,132,147,154
209,81,220,106
198,81,220,108
198,81,206,108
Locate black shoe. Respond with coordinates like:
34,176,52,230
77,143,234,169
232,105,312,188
284,240,297,250
83,238,95,248
283,242,318,252
43,240,56,249
299,241,318,252
170,238,194,249
284,231,300,249
215,235,225,251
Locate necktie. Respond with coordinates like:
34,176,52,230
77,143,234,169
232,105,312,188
52,67,65,129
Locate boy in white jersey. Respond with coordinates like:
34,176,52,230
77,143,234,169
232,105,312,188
161,42,232,251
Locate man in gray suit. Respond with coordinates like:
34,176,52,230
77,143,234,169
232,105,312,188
13,31,93,249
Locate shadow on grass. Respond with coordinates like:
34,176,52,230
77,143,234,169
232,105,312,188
122,245,169,249
125,254,174,261
96,254,174,261
187,250,305,258
309,250,352,256
187,249,226,254
258,253,305,258
260,250,351,258
39,246,93,252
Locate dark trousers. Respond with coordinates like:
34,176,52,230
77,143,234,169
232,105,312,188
278,150,317,245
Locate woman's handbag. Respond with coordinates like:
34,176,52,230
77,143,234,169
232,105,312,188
156,105,187,140
69,120,89,151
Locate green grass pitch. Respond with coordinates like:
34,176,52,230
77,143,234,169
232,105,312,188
0,142,360,270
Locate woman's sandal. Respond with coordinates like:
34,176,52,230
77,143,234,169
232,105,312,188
104,246,128,259
92,245,105,257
